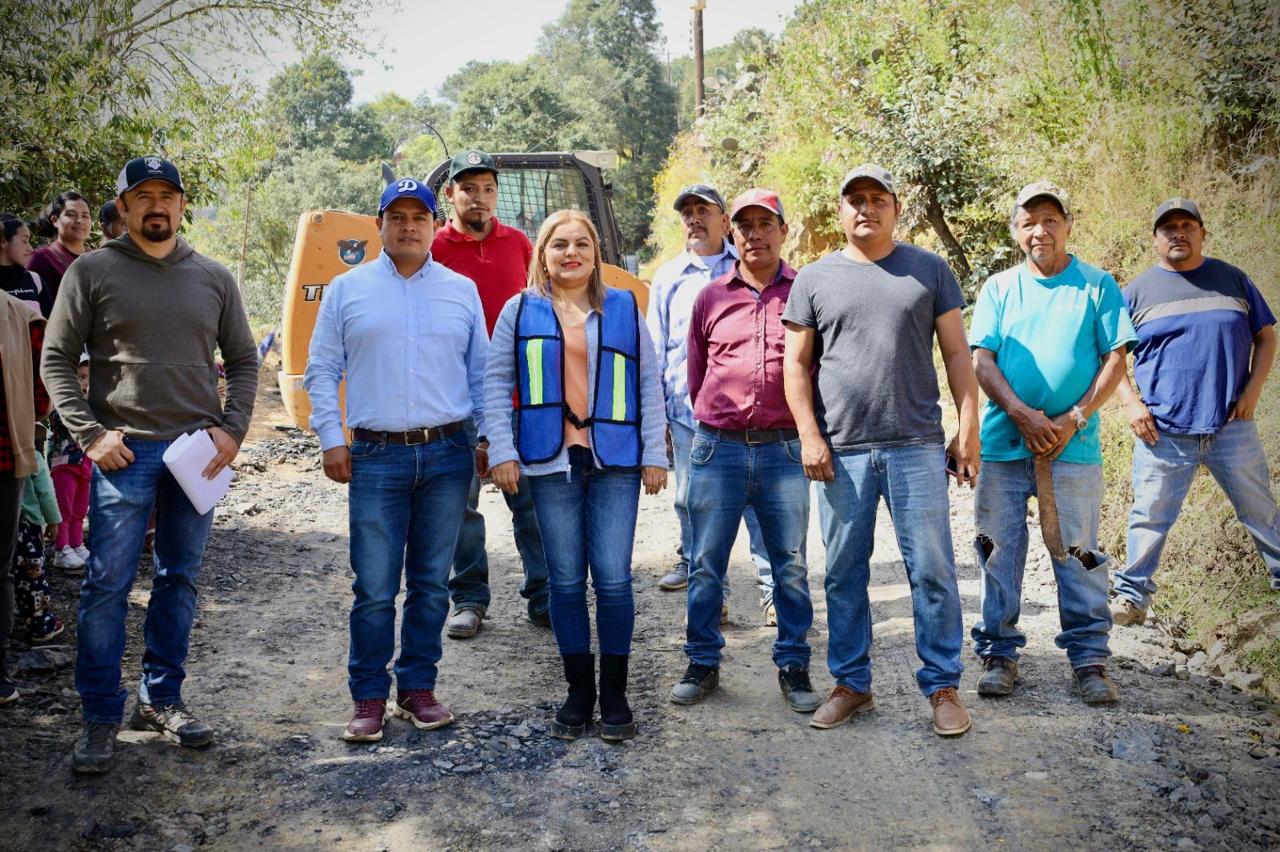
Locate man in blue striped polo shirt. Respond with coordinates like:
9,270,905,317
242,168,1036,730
647,184,775,623
1111,198,1280,625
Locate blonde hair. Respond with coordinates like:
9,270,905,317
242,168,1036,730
527,209,606,312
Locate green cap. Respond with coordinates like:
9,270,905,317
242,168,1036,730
447,149,499,183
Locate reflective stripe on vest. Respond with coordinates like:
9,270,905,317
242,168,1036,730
514,294,565,465
513,288,643,468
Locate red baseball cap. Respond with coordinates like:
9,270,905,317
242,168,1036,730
729,188,785,223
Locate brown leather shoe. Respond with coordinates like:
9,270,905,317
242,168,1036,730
393,689,455,730
929,687,971,736
343,698,387,742
809,685,874,729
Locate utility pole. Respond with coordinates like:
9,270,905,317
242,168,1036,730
692,0,706,118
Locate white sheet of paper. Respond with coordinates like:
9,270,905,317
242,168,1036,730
161,430,234,515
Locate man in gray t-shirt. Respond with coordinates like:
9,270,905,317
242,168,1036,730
782,164,981,738
784,244,965,449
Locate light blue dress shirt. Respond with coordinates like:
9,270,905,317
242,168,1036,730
304,250,488,451
645,240,738,428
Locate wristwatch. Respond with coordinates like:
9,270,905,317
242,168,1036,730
1069,405,1088,431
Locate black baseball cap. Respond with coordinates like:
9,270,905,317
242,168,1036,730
99,200,120,225
447,150,499,183
673,183,727,212
1152,197,1203,231
116,155,184,195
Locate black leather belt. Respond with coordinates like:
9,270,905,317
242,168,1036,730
352,421,464,446
705,426,800,445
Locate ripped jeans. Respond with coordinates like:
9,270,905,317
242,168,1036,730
971,459,1112,668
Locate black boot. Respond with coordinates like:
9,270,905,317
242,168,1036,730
598,654,636,741
551,653,596,740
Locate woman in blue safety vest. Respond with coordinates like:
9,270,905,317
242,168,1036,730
483,209,668,742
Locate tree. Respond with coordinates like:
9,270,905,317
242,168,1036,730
540,0,679,254
189,152,382,323
447,62,591,153
265,54,391,163
0,0,387,218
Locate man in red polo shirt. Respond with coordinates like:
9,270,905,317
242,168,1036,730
668,188,819,714
431,149,549,638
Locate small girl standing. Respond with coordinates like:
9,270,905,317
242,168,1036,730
49,355,91,573
14,425,62,642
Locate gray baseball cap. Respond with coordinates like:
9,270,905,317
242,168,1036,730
839,163,896,196
1014,180,1071,217
673,183,727,212
1152,197,1203,231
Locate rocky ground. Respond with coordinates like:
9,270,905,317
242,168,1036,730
1,376,1278,850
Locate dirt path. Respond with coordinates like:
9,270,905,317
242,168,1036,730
3,380,1279,850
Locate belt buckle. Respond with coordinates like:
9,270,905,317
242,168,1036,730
404,428,428,446
744,428,767,445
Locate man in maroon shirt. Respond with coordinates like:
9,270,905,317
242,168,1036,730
668,189,819,714
431,150,549,638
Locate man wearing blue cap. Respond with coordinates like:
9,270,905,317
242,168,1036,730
1111,198,1279,624
305,177,489,743
42,155,259,773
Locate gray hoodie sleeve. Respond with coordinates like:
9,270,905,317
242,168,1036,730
213,266,259,443
636,305,670,469
483,296,522,469
41,262,104,451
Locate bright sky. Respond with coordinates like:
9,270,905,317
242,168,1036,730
344,0,801,104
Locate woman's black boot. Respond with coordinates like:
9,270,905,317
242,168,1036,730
598,654,636,741
551,653,596,740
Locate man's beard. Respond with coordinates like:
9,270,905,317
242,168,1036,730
461,211,489,233
140,220,173,242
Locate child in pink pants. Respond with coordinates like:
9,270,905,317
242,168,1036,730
49,357,91,573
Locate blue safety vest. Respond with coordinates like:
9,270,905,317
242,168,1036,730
514,288,643,468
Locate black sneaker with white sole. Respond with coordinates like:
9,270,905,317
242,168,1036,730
0,679,18,705
670,663,719,705
778,665,822,713
129,701,214,747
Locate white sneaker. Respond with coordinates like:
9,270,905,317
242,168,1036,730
54,546,85,571
74,545,90,562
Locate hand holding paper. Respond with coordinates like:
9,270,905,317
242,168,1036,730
163,430,235,515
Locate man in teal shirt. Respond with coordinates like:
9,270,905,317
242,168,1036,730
968,181,1136,705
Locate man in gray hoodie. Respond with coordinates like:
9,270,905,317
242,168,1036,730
42,155,258,774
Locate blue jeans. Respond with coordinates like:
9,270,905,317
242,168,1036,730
819,444,963,695
527,447,639,656
76,439,214,723
684,429,812,668
450,420,549,617
347,434,472,699
972,459,1111,668
671,420,774,601
1115,419,1280,608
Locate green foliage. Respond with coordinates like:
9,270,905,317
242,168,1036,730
446,62,591,153
265,53,392,163
0,0,385,220
563,0,679,256
189,153,382,323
